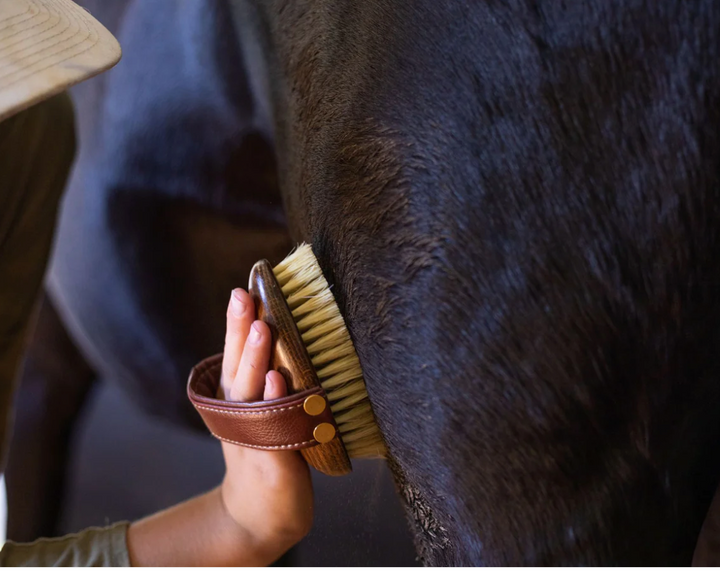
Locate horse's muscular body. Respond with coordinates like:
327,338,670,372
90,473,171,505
34,0,720,564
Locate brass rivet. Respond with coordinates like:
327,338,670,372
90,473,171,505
313,422,336,444
303,394,327,416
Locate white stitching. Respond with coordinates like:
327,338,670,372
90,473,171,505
211,432,314,450
195,403,306,416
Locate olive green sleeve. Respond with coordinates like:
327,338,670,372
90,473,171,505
0,522,131,567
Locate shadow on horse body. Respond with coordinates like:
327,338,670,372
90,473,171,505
9,0,720,565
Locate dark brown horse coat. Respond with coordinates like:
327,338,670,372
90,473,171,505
13,0,720,565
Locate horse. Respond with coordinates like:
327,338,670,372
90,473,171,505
9,0,720,564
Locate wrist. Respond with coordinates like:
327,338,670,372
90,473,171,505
127,488,263,566
219,476,304,559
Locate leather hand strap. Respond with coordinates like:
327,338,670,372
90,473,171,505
187,353,338,450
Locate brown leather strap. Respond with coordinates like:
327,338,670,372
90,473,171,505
187,353,338,450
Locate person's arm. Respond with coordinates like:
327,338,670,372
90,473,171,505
127,487,299,567
0,289,313,567
127,288,313,566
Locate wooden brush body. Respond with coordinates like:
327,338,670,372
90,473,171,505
249,260,352,475
249,244,386,476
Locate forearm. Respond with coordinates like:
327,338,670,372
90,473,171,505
126,486,289,567
127,487,278,567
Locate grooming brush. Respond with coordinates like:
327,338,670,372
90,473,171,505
249,243,386,475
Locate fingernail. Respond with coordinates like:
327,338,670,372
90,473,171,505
249,322,262,344
265,373,275,396
230,289,246,317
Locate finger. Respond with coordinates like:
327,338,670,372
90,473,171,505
263,370,288,400
230,320,272,402
221,289,255,397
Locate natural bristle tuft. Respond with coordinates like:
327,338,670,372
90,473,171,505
272,243,386,459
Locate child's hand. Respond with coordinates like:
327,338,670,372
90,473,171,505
126,289,313,566
218,288,314,559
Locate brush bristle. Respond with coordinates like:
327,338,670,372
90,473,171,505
273,244,387,458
